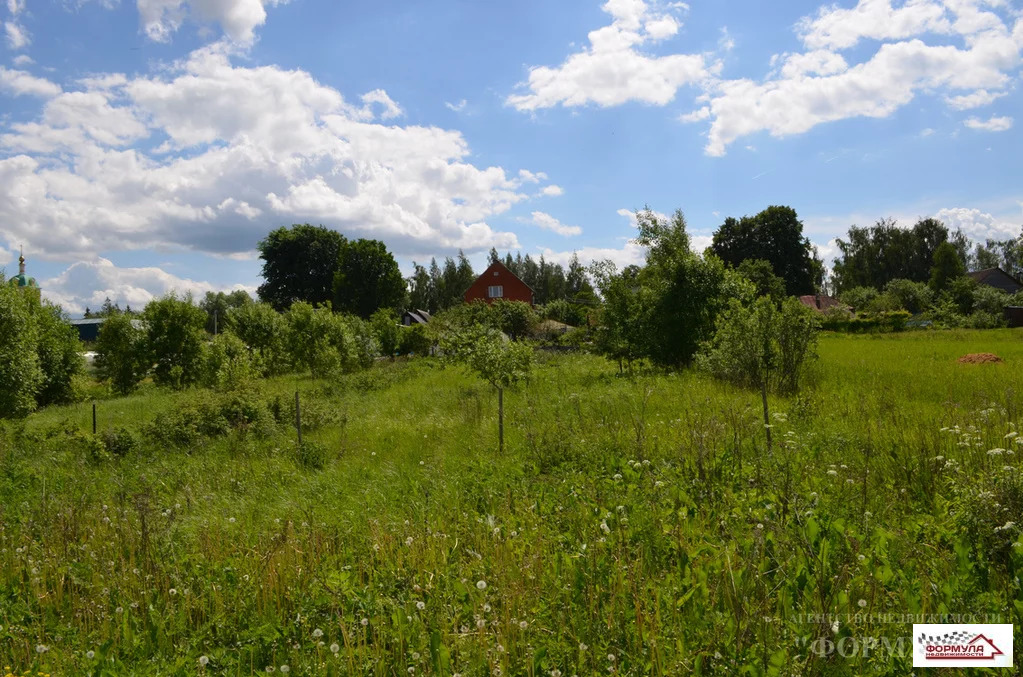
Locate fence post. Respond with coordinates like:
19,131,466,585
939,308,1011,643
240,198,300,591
92,402,97,435
295,390,302,445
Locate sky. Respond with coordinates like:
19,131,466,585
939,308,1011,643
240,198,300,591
1,0,1021,315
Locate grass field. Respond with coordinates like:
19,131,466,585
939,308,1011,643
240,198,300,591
2,330,1022,675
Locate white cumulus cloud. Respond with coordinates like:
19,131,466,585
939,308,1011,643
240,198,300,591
0,44,549,267
531,211,582,237
963,114,1013,131
506,0,711,110
0,67,61,98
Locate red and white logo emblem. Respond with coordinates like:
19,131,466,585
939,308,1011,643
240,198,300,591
913,624,1013,668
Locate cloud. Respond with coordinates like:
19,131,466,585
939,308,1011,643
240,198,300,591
11,54,32,66
39,257,254,316
129,0,289,44
516,1,1020,155
540,184,564,197
444,99,467,112
963,114,1013,131
4,20,29,49
934,207,1019,240
506,0,711,110
945,88,1006,110
0,67,61,97
0,44,542,263
530,211,582,236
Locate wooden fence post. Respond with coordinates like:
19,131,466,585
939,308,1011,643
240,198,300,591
295,390,302,445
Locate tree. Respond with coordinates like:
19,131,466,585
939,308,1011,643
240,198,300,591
200,289,252,334
930,242,965,293
142,294,208,389
637,208,752,367
370,308,402,358
699,296,819,452
95,312,148,394
737,259,786,301
0,283,43,417
285,302,374,377
441,324,532,453
398,324,432,356
590,262,647,373
490,300,536,340
34,303,84,406
332,238,407,318
883,279,933,315
257,224,346,310
229,302,288,375
711,206,821,295
407,263,434,312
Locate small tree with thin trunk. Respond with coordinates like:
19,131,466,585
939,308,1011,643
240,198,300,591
441,324,532,453
698,296,819,453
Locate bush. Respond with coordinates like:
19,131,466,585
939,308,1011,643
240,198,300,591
229,302,289,375
0,284,43,418
884,279,933,314
838,286,878,313
95,313,148,394
101,426,142,456
143,294,208,389
398,324,432,356
200,331,256,390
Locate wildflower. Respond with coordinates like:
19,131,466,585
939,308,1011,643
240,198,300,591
857,599,867,608
579,642,588,651
477,580,487,590
361,617,369,626
406,537,414,546
600,521,610,534
608,653,617,663
827,469,838,476
988,448,1005,456
330,643,340,654
519,620,528,630
832,619,840,634
36,645,48,653
416,601,425,610
313,628,323,638
280,666,289,674
483,603,491,612
86,651,95,659
229,517,236,523
266,667,275,673
477,619,486,629
551,670,562,677
169,588,177,596
412,652,420,660
613,473,622,481
199,656,209,667
115,606,123,614
756,523,764,530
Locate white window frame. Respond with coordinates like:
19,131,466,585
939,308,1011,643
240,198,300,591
488,285,503,298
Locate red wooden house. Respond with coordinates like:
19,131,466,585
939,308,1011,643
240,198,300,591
464,261,534,305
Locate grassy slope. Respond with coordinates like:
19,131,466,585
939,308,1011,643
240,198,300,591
2,331,1022,676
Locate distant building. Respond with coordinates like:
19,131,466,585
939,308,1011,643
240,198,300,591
797,294,847,313
69,318,106,342
402,309,431,326
967,268,1023,294
464,261,534,305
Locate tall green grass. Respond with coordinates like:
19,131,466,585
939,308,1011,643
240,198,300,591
1,331,1022,675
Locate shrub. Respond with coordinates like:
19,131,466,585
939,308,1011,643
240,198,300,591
398,324,432,356
884,279,933,314
95,313,148,394
0,284,43,418
838,286,878,313
229,302,289,375
143,294,207,389
200,331,256,390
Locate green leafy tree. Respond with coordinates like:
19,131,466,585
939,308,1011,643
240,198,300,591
711,206,822,295
95,312,148,395
883,279,933,314
199,331,255,390
257,224,346,309
490,299,536,340
285,302,374,377
838,286,878,312
142,294,208,389
407,263,435,313
637,208,752,367
370,308,402,358
930,242,966,293
332,238,407,318
441,324,532,453
34,303,84,406
589,262,647,373
200,289,252,334
398,324,432,356
699,296,819,452
0,283,43,417
228,302,289,375
737,259,787,301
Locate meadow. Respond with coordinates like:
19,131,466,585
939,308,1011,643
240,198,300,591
1,330,1022,676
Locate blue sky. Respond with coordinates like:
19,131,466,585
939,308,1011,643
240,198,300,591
1,0,1021,314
